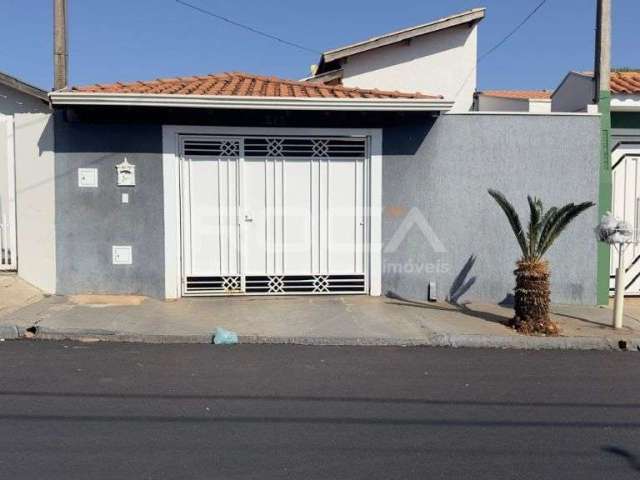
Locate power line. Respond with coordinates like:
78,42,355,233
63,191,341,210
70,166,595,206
454,0,549,100
175,0,321,55
479,0,548,62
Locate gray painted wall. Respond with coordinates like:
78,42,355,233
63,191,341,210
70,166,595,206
382,113,601,305
55,116,165,297
54,110,600,304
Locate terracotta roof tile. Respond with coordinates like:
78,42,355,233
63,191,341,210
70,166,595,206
479,90,552,100
573,71,640,95
71,71,440,100
610,71,640,94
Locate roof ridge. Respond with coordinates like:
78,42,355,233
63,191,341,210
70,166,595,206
320,7,485,65
219,71,436,98
480,89,551,92
70,71,441,99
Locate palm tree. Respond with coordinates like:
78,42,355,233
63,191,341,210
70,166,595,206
488,190,594,335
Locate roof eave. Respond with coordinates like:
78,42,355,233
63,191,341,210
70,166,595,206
611,94,640,111
301,68,344,84
321,8,486,64
0,71,49,102
49,92,453,112
477,93,551,101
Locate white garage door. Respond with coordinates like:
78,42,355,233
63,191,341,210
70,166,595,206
611,144,640,296
180,135,368,295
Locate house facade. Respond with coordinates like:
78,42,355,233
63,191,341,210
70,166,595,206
2,8,602,305
46,71,600,304
306,8,485,112
0,72,55,293
553,70,640,295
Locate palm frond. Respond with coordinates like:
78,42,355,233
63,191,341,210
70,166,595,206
536,203,574,259
538,201,595,257
488,189,528,257
527,196,543,259
535,206,558,259
536,204,576,254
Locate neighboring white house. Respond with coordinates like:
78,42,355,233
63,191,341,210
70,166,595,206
305,8,485,112
551,72,597,112
473,90,552,113
553,70,640,296
552,70,640,113
0,72,55,293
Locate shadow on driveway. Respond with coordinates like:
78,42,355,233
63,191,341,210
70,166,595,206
385,291,510,328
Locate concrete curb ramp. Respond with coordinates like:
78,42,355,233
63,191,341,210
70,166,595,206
1,324,639,351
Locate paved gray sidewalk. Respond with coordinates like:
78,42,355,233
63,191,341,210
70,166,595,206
2,290,640,350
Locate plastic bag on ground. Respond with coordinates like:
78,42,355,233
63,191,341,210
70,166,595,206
213,327,238,345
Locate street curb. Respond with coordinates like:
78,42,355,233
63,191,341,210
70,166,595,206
30,326,213,344
426,333,639,351
241,334,640,350
0,324,20,340
1,323,639,351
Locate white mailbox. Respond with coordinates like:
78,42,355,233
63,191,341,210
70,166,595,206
116,158,136,186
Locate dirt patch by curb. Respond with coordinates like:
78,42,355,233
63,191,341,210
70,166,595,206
68,295,147,306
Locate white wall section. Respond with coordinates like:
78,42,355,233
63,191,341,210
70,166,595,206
340,25,479,112
0,84,55,293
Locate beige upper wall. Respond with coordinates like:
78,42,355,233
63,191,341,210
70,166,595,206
474,95,552,113
339,24,479,112
475,95,530,112
0,84,55,294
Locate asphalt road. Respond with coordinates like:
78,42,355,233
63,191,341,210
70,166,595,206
0,341,639,479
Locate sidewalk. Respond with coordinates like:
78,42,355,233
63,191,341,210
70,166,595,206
0,274,43,319
1,285,640,350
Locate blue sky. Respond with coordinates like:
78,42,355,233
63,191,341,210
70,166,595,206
1,0,638,91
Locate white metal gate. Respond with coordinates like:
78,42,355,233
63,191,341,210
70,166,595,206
180,135,368,296
0,116,17,271
610,144,640,295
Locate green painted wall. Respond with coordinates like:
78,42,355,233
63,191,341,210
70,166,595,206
597,109,640,304
596,91,612,305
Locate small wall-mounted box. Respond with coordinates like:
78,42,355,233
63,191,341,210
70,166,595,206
428,281,437,302
112,245,132,265
78,168,98,188
116,158,135,186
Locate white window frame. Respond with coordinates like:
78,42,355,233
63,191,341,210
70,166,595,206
162,125,383,299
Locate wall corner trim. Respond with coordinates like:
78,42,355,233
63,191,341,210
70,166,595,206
162,126,181,299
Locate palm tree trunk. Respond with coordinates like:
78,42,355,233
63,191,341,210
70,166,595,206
510,260,559,335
